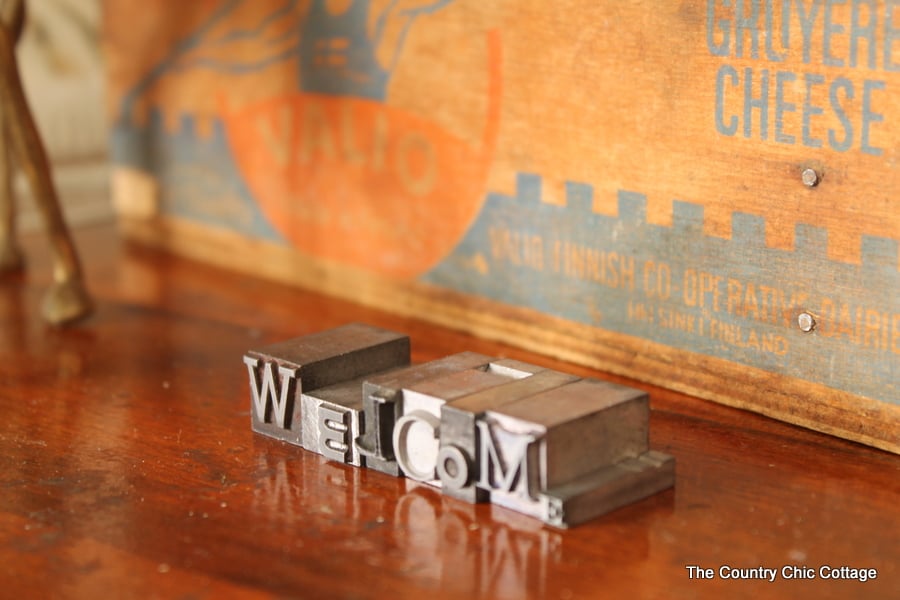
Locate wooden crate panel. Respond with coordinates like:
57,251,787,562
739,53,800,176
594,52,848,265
106,0,900,452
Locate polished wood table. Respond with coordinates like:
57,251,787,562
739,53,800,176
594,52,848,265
1,225,897,599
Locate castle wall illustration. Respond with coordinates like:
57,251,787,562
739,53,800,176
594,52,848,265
426,174,898,404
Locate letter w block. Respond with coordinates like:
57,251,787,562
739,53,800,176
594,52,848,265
243,323,410,446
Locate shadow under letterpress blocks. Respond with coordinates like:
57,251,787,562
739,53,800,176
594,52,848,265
243,323,410,446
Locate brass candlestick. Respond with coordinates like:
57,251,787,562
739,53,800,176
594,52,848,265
0,0,91,325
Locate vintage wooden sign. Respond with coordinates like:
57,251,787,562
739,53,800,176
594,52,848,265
106,0,900,452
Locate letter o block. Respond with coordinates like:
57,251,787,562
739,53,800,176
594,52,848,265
436,445,471,490
393,410,441,481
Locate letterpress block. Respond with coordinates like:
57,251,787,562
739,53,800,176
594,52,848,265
540,451,675,528
438,367,579,503
484,358,548,379
394,366,526,485
478,379,650,519
244,323,410,445
355,352,493,476
300,374,376,466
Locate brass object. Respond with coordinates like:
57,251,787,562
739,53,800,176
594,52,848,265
0,0,91,325
245,323,676,528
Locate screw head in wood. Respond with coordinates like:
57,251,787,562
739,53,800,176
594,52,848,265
801,168,819,187
798,312,816,332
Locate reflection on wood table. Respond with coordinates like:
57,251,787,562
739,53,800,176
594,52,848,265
0,224,897,599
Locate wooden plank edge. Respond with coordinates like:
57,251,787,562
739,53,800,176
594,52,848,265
118,215,900,455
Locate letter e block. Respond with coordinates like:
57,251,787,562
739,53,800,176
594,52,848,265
300,375,369,466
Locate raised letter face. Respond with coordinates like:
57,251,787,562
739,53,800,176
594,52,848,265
475,419,543,518
356,392,402,476
393,410,441,481
244,355,302,445
435,445,472,490
318,404,353,463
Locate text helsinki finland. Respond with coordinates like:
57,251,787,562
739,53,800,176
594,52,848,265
243,324,675,528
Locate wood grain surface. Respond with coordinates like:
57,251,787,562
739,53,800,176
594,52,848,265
1,224,897,599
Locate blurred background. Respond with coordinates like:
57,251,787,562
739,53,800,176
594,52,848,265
16,0,110,231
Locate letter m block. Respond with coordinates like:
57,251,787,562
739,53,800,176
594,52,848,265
243,323,410,445
479,378,657,523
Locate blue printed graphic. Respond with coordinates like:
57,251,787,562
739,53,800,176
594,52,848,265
111,1,899,405
425,174,899,405
301,0,389,98
300,0,453,99
111,111,281,238
112,0,455,236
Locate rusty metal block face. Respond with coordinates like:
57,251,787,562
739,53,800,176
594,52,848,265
244,323,409,446
438,367,579,503
496,379,650,489
355,352,494,476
